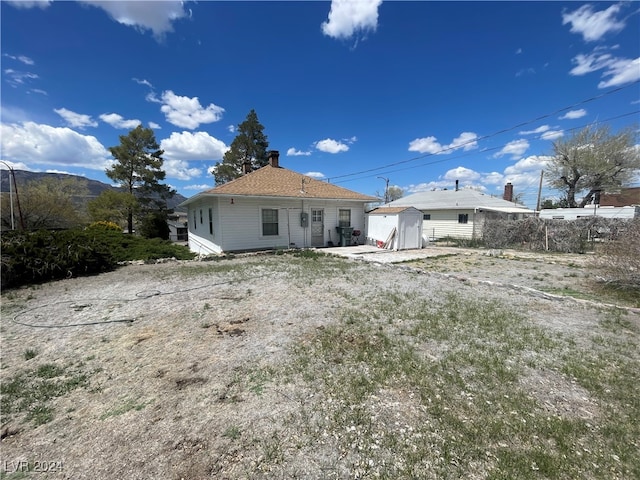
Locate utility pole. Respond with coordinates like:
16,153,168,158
535,170,544,213
1,163,15,230
0,161,23,230
377,176,389,204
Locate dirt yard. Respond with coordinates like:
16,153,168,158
1,248,638,479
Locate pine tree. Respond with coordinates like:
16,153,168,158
106,125,173,234
211,109,269,185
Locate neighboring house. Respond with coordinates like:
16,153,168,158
598,187,640,207
386,183,534,240
167,211,188,242
366,206,424,250
539,205,639,220
179,151,377,254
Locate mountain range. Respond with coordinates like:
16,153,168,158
0,170,188,211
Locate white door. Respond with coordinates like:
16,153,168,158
311,209,324,247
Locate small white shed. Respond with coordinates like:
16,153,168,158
366,206,424,251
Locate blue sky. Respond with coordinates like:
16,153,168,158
1,1,639,209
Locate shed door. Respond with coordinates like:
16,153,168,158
311,209,324,247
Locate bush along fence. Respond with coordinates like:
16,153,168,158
482,217,637,253
1,225,195,289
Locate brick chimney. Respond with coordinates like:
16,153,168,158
503,182,513,202
268,150,280,168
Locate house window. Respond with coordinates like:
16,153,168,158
200,209,203,224
458,213,469,224
423,214,431,220
193,210,197,230
208,208,213,235
262,209,279,236
338,209,351,227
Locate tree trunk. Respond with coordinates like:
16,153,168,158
127,210,133,234
566,183,577,208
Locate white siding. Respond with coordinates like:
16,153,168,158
397,211,424,249
366,214,398,247
187,197,368,253
421,209,478,240
539,206,639,220
365,208,423,250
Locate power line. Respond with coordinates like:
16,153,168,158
331,109,640,186
327,81,640,184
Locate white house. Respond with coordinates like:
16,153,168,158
386,184,534,240
366,206,424,250
179,151,377,254
539,205,639,220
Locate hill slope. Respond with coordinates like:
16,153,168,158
0,170,188,211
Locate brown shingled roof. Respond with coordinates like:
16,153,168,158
599,187,640,207
197,165,378,201
368,207,417,214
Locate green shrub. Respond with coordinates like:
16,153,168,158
139,211,170,240
87,220,122,231
1,228,195,289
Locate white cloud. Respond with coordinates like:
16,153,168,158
3,69,38,88
443,166,481,183
494,139,529,159
3,54,35,65
0,121,111,169
163,159,202,181
5,1,51,9
408,136,442,154
184,184,212,191
54,108,98,129
405,157,551,207
515,67,536,77
227,125,235,133
80,1,188,39
132,77,153,88
483,171,505,186
569,47,640,88
449,132,478,151
160,131,228,161
148,122,161,129
540,130,564,141
519,125,551,135
99,113,141,129
504,155,550,176
562,3,625,42
0,160,30,171
408,132,478,154
597,57,640,88
321,0,382,40
149,90,225,129
305,171,325,179
314,138,349,154
287,147,312,156
559,109,587,120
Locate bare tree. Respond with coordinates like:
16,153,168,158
545,124,639,208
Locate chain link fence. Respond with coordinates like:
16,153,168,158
482,217,640,289
482,216,634,253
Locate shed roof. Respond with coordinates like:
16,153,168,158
368,206,421,215
180,164,377,206
388,188,534,213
